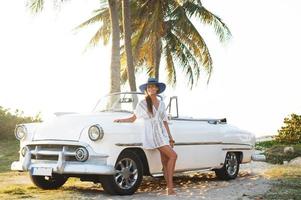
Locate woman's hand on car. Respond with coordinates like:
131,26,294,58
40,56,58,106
114,119,122,123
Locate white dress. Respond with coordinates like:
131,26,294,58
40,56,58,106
134,99,170,149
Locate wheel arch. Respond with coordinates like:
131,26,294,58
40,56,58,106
226,151,243,164
118,147,151,176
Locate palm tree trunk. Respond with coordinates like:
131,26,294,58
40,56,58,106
108,0,121,94
154,37,162,80
122,0,136,91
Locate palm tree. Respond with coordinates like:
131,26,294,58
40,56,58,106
26,0,121,94
121,0,136,91
76,1,136,91
77,0,232,88
108,0,121,94
126,0,231,87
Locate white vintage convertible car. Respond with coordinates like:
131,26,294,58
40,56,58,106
11,92,255,195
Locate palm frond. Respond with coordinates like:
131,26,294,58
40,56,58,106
182,1,232,42
74,8,110,30
27,0,44,14
83,24,111,51
131,20,152,58
170,5,213,83
172,26,212,83
164,45,177,87
165,31,199,88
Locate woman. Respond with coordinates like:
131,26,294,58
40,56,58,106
114,77,178,195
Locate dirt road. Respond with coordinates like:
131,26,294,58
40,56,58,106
0,161,273,200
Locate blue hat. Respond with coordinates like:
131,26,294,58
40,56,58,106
139,77,166,94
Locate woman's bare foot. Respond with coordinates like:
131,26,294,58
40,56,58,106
167,188,176,195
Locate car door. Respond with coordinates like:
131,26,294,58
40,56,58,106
167,97,224,171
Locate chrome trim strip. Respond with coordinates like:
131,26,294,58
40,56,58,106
115,142,253,147
222,148,252,151
175,142,223,146
116,143,142,147
222,143,252,147
152,167,213,177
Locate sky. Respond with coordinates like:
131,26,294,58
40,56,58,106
0,0,300,137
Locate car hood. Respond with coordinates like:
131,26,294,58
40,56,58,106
33,112,126,141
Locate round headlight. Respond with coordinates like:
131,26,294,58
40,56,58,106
88,125,104,141
75,147,89,162
15,125,27,140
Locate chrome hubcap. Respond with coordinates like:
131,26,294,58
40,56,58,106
114,158,138,189
225,153,238,176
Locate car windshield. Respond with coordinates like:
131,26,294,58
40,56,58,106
92,92,162,113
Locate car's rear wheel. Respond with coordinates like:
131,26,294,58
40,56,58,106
30,174,68,189
215,152,240,180
101,150,143,195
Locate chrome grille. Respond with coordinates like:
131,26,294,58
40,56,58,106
27,144,82,162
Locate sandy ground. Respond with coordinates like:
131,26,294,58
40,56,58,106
0,161,273,200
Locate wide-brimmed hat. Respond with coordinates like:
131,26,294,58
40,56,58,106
139,77,166,94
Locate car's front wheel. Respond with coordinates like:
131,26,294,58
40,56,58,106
101,150,143,195
215,152,240,180
30,174,68,189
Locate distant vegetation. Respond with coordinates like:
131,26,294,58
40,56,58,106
276,113,301,144
264,144,301,164
256,113,301,164
0,106,42,140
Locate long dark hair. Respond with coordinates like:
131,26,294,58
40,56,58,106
144,85,160,116
145,92,153,116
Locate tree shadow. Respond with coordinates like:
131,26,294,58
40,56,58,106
59,171,257,196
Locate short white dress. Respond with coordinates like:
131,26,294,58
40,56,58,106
134,99,170,149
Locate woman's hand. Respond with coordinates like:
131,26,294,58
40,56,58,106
113,115,137,123
169,139,175,148
113,119,122,123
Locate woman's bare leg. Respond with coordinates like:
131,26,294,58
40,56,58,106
158,145,177,195
160,151,168,185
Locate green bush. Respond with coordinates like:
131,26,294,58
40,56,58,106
276,113,301,144
265,144,301,164
255,140,278,150
0,106,42,139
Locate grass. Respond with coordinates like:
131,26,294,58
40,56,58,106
255,141,301,199
262,165,301,200
0,185,74,200
0,175,102,200
265,165,301,179
0,138,19,172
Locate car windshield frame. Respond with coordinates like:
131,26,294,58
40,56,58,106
92,92,163,113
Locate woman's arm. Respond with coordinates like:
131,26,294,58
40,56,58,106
114,114,137,123
163,121,175,148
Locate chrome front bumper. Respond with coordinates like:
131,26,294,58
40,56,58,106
11,145,116,175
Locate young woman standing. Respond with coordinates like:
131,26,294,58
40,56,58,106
114,77,178,195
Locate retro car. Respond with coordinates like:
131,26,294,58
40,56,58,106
11,92,256,195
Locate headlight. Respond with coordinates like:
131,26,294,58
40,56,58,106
15,125,27,140
88,124,104,141
75,147,89,162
